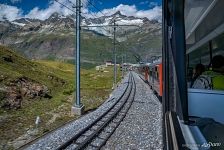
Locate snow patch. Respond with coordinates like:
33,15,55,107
116,19,143,25
11,21,25,26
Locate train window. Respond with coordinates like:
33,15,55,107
185,0,224,91
185,0,215,40
188,43,209,67
184,0,224,148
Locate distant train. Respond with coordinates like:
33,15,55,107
138,61,163,99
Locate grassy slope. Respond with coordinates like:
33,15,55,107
0,45,121,149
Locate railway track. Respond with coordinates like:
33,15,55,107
56,72,136,150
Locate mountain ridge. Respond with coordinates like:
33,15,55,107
0,11,162,64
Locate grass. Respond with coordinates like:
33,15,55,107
0,45,122,149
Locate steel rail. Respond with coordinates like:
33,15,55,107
58,72,136,150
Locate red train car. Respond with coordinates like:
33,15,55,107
138,61,163,99
148,62,163,98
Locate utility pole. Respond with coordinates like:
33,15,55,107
122,55,124,78
71,0,84,115
113,20,117,89
125,53,127,72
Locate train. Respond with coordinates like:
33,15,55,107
137,60,163,100
138,0,224,149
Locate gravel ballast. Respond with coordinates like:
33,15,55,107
102,72,163,150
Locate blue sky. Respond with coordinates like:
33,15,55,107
0,0,162,21
87,0,161,11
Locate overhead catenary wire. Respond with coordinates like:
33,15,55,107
86,0,108,17
85,0,125,31
55,0,138,50
55,0,89,15
65,0,111,32
54,0,76,13
80,1,110,34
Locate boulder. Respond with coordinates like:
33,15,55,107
2,87,22,109
1,77,52,109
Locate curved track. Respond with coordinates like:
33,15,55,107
57,72,136,150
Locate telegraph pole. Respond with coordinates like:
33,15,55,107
72,0,84,115
113,20,117,89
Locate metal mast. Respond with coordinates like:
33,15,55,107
122,55,124,78
113,21,117,88
75,0,81,107
72,0,84,115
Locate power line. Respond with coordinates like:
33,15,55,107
54,0,76,13
88,1,138,29
53,0,111,38
84,0,126,35
80,1,110,34
85,0,124,31
86,0,107,17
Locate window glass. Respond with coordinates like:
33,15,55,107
185,0,214,38
185,1,224,148
212,33,224,56
188,43,209,67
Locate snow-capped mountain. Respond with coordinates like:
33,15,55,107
0,11,161,62
7,11,160,36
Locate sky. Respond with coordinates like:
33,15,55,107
0,0,162,21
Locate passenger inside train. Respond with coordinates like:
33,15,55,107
191,55,224,90
190,63,205,88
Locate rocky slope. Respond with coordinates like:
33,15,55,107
0,45,70,110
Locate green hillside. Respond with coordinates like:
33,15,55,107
0,45,121,149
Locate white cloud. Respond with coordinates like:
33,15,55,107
0,4,23,21
0,1,162,22
136,6,162,22
25,0,88,20
91,4,162,22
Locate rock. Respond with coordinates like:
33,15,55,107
3,87,22,109
21,87,28,97
15,77,51,99
1,77,52,109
